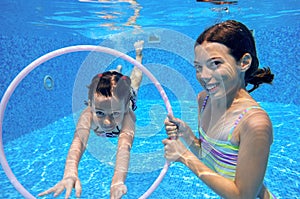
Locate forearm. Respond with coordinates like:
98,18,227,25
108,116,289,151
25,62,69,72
185,136,201,157
130,41,143,91
111,132,133,185
63,129,89,178
135,54,142,63
180,150,240,199
130,65,143,91
180,125,201,156
64,108,91,178
111,148,130,185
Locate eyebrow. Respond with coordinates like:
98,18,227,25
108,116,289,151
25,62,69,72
94,107,121,112
194,57,222,64
208,57,222,62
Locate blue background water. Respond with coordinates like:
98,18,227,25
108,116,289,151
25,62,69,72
1,0,299,198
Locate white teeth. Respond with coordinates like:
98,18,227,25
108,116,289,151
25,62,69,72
206,84,217,90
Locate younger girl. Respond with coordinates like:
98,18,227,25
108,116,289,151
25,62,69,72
39,40,144,199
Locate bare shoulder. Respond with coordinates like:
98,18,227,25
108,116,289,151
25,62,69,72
80,107,92,120
82,106,91,114
126,109,136,123
239,107,273,145
121,110,136,135
76,107,93,130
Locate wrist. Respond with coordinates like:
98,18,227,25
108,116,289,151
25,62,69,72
111,181,124,187
63,174,78,181
179,149,193,164
63,168,78,179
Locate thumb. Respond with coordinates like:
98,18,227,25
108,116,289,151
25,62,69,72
167,114,177,123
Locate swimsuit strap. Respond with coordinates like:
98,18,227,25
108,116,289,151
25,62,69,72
130,87,137,111
200,95,209,113
227,106,262,141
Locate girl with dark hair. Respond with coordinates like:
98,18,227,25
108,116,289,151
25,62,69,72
39,40,144,199
163,20,276,198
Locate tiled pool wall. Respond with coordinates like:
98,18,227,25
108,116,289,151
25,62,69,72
1,24,299,143
1,27,94,143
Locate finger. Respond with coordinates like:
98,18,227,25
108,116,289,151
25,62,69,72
75,180,82,198
64,186,72,199
123,185,128,194
164,153,173,163
162,138,171,145
164,123,177,130
165,121,177,130
167,133,178,139
166,114,180,129
165,125,178,131
53,186,65,197
117,185,127,198
38,187,55,196
166,130,177,136
167,114,177,123
164,116,173,125
165,127,177,133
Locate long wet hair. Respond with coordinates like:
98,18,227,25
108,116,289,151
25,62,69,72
86,71,134,109
195,20,274,93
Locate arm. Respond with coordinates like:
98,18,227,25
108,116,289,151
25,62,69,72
164,109,273,199
233,110,273,198
64,107,92,178
130,40,144,91
110,110,136,199
164,92,204,156
38,107,92,198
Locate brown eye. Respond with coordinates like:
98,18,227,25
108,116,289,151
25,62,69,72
96,111,105,117
194,65,202,72
209,60,222,69
112,112,121,117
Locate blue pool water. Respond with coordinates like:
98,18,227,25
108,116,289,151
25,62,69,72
1,101,300,198
1,0,299,198
1,100,300,199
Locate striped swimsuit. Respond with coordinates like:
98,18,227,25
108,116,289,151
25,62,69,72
199,96,276,198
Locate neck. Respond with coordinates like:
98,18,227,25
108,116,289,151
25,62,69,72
210,87,247,114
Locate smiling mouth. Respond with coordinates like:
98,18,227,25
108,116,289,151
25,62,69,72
205,83,219,93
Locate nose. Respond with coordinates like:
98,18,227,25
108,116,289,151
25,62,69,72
102,115,115,128
199,66,212,83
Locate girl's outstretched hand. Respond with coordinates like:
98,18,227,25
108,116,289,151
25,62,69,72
110,183,127,199
38,176,82,199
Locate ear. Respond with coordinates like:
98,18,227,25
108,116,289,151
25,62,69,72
239,53,252,72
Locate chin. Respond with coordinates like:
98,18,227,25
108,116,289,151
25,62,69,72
209,90,227,100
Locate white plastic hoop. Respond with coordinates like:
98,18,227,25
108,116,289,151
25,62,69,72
0,45,173,199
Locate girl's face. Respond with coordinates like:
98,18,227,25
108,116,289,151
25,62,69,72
194,42,244,99
91,93,127,133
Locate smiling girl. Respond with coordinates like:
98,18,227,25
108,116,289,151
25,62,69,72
163,20,275,198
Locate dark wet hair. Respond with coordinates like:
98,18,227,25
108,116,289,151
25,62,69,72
86,71,135,109
195,20,274,93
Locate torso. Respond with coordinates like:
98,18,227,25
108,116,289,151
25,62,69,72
198,89,259,145
198,90,274,198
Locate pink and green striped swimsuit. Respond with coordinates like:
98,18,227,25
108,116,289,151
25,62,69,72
199,95,276,198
